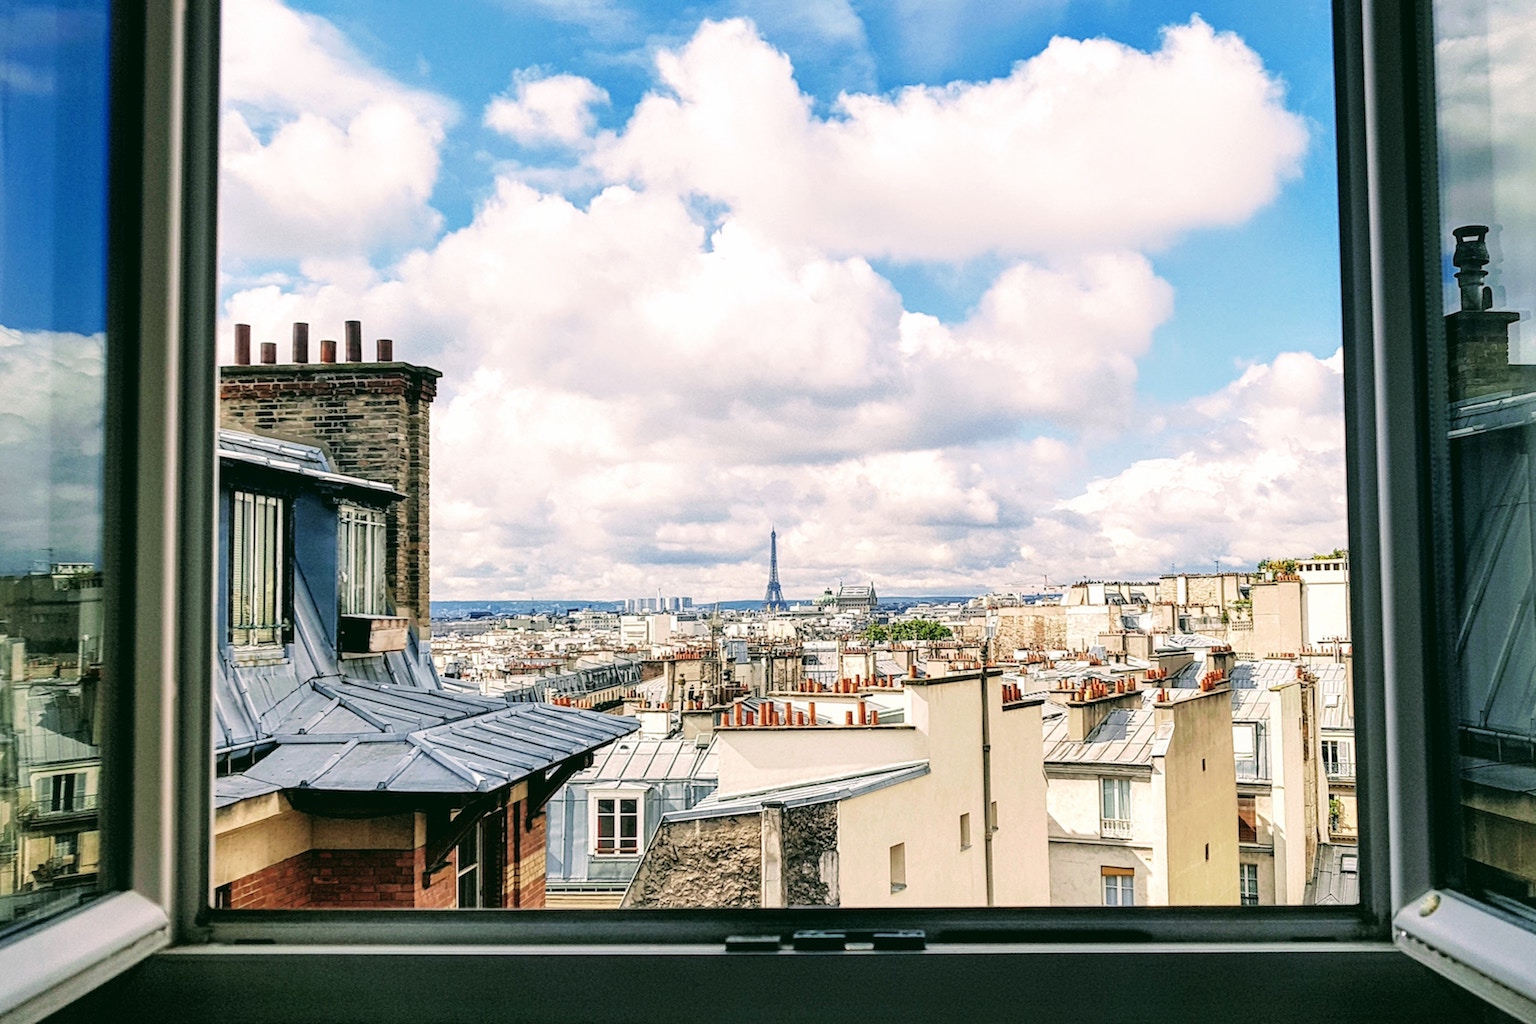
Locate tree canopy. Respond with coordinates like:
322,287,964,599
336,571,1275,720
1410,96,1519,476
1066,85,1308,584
861,619,953,642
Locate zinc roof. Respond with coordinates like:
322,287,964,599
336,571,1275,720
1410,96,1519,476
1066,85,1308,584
218,429,399,498
577,735,719,783
1042,705,1159,768
243,701,638,794
666,762,930,822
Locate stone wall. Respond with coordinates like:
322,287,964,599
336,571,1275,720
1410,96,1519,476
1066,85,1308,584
623,814,761,908
994,606,1068,654
220,360,441,635
784,803,838,907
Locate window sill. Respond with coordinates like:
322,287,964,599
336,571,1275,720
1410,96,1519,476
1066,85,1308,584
0,891,168,1023
93,941,1496,1023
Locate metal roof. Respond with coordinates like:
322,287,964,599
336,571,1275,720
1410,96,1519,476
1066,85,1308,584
577,736,719,783
1042,705,1159,768
243,701,638,794
1304,842,1361,905
16,688,98,768
218,429,400,498
214,773,282,809
1315,663,1353,731
666,762,930,822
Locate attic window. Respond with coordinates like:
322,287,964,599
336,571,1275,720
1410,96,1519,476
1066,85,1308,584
230,490,286,646
338,503,387,616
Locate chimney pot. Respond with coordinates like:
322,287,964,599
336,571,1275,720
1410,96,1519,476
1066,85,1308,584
260,342,277,365
346,320,363,362
234,323,251,365
376,338,394,362
292,322,310,363
320,339,337,363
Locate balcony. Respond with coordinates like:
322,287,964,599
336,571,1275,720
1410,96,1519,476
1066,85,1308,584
19,794,98,825
1324,759,1356,781
1100,817,1133,840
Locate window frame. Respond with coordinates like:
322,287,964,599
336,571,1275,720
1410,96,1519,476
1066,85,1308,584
587,787,646,858
4,1,1536,1021
228,489,288,647
336,502,387,617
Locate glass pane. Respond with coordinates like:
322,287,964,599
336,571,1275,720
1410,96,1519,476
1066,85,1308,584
1432,0,1536,919
211,0,1352,911
0,0,111,932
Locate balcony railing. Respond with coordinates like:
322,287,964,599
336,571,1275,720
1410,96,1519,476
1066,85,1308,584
1100,817,1133,839
19,794,99,821
1324,759,1356,780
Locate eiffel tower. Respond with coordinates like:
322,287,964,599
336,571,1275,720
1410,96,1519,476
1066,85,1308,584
762,528,788,611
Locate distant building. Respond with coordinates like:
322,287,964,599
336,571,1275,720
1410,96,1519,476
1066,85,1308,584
623,667,1049,908
1042,680,1239,906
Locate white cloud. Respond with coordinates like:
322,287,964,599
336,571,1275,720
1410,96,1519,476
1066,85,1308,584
592,17,1309,261
485,72,610,147
222,15,1324,598
1024,349,1347,580
0,327,105,573
219,0,455,261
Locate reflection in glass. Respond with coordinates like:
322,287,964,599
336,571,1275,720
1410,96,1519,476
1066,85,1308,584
0,1,112,931
1435,0,1536,917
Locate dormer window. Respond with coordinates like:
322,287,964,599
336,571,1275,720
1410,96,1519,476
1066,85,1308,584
230,490,286,646
338,503,387,616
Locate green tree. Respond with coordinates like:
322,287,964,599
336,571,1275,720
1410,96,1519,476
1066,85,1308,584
860,623,891,643
889,619,953,641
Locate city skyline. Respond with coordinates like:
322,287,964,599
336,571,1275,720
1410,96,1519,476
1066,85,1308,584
215,0,1346,600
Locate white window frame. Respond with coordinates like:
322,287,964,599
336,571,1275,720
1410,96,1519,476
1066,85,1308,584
1102,869,1134,907
229,490,285,646
1100,777,1132,839
587,786,646,857
337,503,387,616
4,2,1536,1022
1240,863,1260,907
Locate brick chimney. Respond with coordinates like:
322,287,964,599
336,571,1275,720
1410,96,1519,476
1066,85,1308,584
221,321,441,637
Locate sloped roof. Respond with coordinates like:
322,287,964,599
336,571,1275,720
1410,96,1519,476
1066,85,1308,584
578,735,719,783
1042,705,1159,768
16,687,97,768
218,429,399,499
1305,843,1361,905
666,762,930,821
242,701,638,794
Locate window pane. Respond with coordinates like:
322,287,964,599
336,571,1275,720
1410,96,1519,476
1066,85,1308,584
1431,0,1536,920
0,0,111,933
212,0,1351,912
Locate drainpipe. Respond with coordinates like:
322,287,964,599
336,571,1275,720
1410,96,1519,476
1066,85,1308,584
980,638,995,907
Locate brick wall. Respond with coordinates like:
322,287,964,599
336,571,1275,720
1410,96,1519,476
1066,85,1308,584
226,850,312,909
501,799,548,909
220,357,442,635
414,844,458,909
227,845,456,909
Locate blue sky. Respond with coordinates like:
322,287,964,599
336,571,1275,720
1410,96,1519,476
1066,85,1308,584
0,2,110,574
218,0,1349,599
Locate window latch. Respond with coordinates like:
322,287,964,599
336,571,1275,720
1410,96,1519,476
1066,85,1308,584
725,930,926,952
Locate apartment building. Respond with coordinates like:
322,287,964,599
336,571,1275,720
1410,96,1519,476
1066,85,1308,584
1042,679,1240,906
624,667,1049,907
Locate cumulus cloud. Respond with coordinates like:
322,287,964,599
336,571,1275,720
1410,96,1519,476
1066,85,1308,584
485,71,610,147
0,327,105,574
591,17,1308,261
220,0,455,261
1023,349,1347,580
222,14,1325,598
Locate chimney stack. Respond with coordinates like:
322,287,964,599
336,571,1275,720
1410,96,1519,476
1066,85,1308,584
219,319,441,637
376,338,394,362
